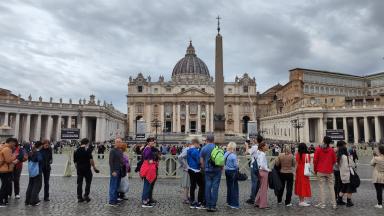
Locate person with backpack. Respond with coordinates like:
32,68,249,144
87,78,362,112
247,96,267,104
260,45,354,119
254,142,270,209
244,136,262,204
0,138,18,207
275,144,295,207
313,136,337,209
337,145,356,207
187,138,205,209
118,143,130,201
74,138,100,203
371,145,384,209
199,134,223,212
25,141,43,206
334,141,347,205
224,142,239,209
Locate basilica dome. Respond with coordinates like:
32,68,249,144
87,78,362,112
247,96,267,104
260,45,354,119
172,41,210,79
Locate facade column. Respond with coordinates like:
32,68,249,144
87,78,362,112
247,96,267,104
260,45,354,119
185,103,189,134
67,116,72,128
101,118,106,141
205,103,209,133
145,104,151,134
333,117,337,129
14,113,20,140
81,116,86,139
304,118,309,143
177,103,181,133
3,112,9,126
57,115,62,141
210,104,214,133
364,116,370,143
353,117,358,144
23,114,31,142
318,117,324,143
45,115,53,140
34,114,42,141
234,104,240,134
160,104,164,133
343,117,348,143
375,116,382,143
172,103,177,132
197,103,201,133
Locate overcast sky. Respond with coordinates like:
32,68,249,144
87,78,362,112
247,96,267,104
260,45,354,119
1,0,383,112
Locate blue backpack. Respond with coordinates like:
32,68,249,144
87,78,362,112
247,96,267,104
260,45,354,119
28,160,39,177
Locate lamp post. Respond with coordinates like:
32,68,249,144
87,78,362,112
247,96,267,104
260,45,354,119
291,117,305,143
151,118,162,140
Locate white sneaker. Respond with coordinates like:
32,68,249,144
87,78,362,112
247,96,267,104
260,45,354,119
299,202,310,207
374,204,383,209
286,203,292,207
15,195,21,199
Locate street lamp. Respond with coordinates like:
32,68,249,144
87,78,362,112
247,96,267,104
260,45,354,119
291,117,305,143
151,118,162,140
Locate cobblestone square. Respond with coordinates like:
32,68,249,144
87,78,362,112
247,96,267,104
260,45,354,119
0,175,382,216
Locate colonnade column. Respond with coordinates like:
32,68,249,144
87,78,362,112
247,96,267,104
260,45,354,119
67,116,72,128
185,103,189,134
160,104,164,133
45,115,53,140
375,116,382,143
343,117,348,143
333,118,337,129
318,117,324,143
210,104,214,133
353,117,358,144
234,104,240,134
303,118,309,143
364,117,369,143
3,112,9,126
56,115,62,140
81,116,87,139
14,113,20,140
24,114,31,142
35,114,41,141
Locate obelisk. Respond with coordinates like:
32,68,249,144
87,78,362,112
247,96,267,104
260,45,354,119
214,16,225,145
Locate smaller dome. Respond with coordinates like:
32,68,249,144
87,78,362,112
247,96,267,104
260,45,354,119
172,41,210,78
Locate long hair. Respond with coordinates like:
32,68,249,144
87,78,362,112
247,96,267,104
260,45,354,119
298,143,308,160
337,146,348,164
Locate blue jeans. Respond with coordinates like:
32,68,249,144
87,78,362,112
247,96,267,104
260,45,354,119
141,178,152,203
204,170,221,209
109,173,121,204
250,161,260,200
225,170,239,208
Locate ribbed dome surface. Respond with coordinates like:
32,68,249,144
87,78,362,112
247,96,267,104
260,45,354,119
172,41,210,77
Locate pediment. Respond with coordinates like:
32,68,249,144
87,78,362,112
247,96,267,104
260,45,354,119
176,87,210,96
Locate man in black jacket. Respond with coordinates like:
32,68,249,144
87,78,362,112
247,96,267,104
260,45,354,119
74,138,99,203
40,139,53,201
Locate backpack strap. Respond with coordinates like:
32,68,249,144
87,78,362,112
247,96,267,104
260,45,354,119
225,152,233,166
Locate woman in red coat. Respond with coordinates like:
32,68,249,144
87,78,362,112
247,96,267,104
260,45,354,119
295,143,311,207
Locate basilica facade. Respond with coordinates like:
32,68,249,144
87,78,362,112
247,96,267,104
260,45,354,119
127,42,257,136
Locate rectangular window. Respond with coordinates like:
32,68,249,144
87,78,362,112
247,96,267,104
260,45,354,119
228,88,232,93
201,88,205,92
137,86,143,93
243,86,248,93
154,88,158,93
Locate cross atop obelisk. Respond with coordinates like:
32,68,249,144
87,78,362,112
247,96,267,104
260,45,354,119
214,16,225,145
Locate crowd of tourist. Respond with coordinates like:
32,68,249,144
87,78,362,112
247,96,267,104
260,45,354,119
1,134,384,213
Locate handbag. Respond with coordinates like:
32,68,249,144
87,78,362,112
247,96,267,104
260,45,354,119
348,157,360,189
304,154,312,177
118,177,130,193
236,170,248,181
28,160,39,178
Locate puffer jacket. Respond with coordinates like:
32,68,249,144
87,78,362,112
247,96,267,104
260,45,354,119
0,144,16,173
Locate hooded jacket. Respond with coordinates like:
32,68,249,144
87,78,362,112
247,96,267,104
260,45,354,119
313,145,336,174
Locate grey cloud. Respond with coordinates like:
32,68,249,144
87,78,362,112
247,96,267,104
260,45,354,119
1,0,383,112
